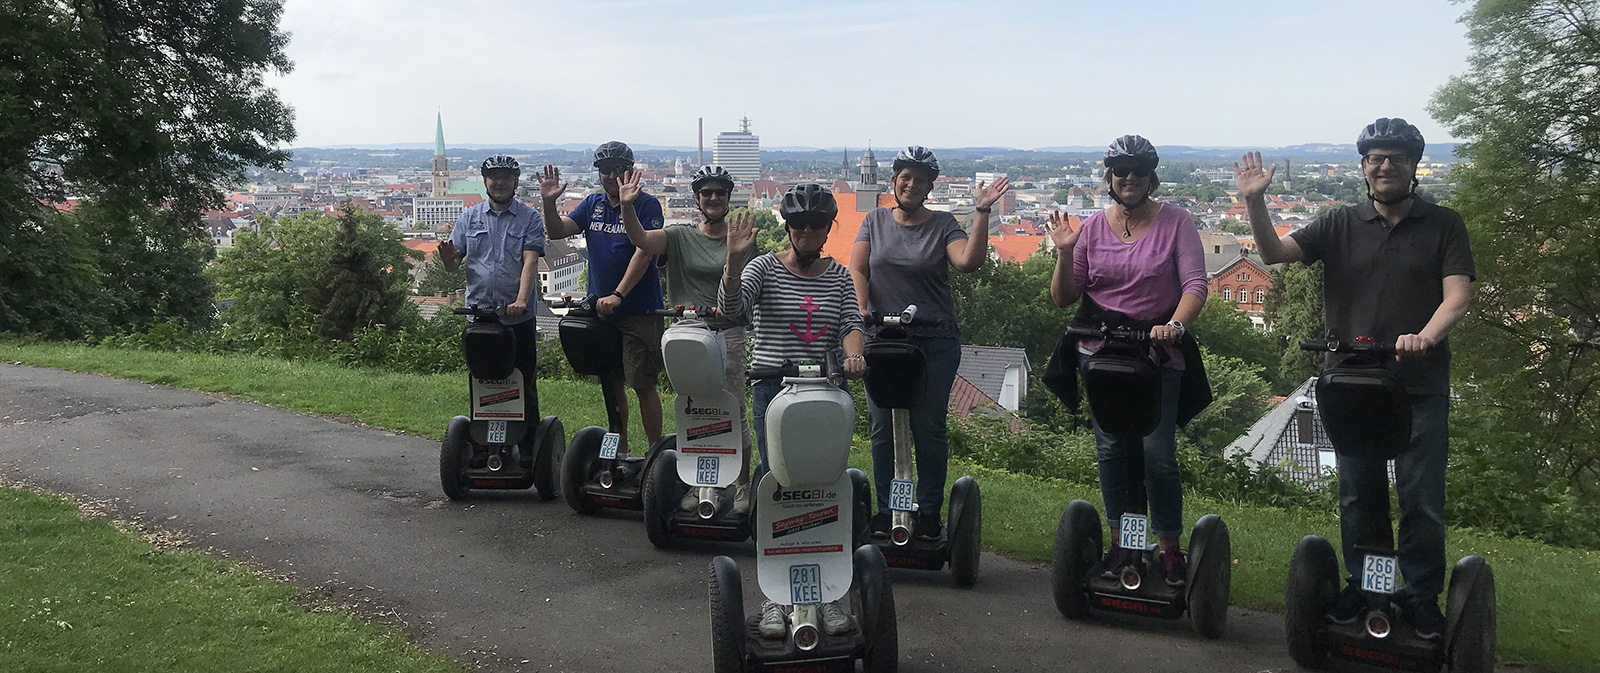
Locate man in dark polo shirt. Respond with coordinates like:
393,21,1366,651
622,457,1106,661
1234,118,1474,639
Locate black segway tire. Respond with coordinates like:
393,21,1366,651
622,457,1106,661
1186,514,1231,639
439,416,472,501
1445,556,1496,673
642,448,680,549
1051,500,1101,619
532,416,564,501
948,476,982,588
1284,535,1339,669
854,544,898,673
709,556,747,673
561,426,606,515
848,468,871,548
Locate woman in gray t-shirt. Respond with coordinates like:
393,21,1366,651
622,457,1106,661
847,145,1011,541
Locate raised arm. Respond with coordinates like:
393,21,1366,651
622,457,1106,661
1234,152,1302,265
718,211,761,319
949,176,1009,273
539,165,581,240
1046,211,1083,307
618,170,667,255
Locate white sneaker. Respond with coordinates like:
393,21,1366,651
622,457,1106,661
730,484,751,516
759,600,788,639
680,490,700,511
819,600,853,635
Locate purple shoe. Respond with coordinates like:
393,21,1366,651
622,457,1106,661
1162,546,1188,587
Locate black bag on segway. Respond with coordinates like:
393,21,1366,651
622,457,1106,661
558,314,622,379
863,340,926,409
1315,355,1412,460
1082,340,1162,437
462,321,517,381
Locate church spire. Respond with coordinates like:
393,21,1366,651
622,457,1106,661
434,111,446,157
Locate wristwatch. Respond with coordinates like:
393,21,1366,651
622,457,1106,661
1167,320,1186,335
975,206,992,214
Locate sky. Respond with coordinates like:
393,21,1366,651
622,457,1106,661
269,0,1475,150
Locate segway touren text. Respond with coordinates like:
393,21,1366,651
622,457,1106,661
1050,322,1232,638
708,357,896,673
641,306,754,547
862,305,981,586
439,305,563,500
1283,337,1495,673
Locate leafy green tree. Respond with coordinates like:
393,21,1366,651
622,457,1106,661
417,253,465,296
1217,217,1250,235
951,253,1062,366
73,200,217,331
1189,294,1278,388
1180,347,1271,450
308,206,417,340
1052,188,1074,205
1432,0,1600,503
1262,263,1324,392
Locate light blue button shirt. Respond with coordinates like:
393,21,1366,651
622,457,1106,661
450,200,545,325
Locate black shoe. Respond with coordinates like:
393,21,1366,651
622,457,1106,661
1403,595,1445,641
869,512,890,539
1095,543,1124,580
915,513,943,541
1327,583,1366,625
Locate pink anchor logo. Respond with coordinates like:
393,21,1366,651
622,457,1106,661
789,296,829,344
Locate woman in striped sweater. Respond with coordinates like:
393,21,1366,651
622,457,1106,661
718,182,866,639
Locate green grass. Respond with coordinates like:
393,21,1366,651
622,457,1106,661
5,341,1599,672
0,486,464,673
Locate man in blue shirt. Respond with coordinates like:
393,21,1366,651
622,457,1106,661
539,141,665,459
439,154,545,426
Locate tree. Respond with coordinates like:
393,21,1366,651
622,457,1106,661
733,207,788,255
417,254,466,296
1052,188,1074,205
1431,0,1600,501
1217,217,1250,235
1189,294,1279,389
308,206,416,340
1262,263,1324,392
951,253,1063,367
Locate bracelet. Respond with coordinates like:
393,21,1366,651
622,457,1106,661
975,206,992,214
844,354,865,361
610,290,625,300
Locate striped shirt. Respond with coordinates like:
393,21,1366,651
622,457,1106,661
718,253,864,368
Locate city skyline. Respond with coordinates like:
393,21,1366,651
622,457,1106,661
270,0,1472,150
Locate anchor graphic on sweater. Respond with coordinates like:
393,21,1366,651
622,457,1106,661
789,296,829,344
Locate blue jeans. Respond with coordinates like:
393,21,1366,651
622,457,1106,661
1090,366,1184,540
868,336,962,517
1337,394,1449,599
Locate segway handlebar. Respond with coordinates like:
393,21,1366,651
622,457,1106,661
746,353,840,382
1298,338,1397,358
652,305,718,320
1065,324,1151,343
862,304,942,329
452,305,505,319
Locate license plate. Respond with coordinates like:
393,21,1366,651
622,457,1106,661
1361,554,1399,595
789,564,822,604
485,420,507,444
1119,514,1149,551
889,479,914,512
599,432,620,460
696,457,719,485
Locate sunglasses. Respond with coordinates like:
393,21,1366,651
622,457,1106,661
597,165,629,176
697,188,730,198
1110,165,1154,178
786,219,832,231
1362,153,1413,168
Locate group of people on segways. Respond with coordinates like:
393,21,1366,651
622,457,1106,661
432,119,1493,671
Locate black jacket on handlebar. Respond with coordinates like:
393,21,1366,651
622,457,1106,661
1040,294,1213,427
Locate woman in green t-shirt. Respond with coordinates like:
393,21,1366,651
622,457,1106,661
620,166,757,514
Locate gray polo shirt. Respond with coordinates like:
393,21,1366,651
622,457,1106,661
1289,199,1475,395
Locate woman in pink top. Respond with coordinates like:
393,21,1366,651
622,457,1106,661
1046,135,1209,587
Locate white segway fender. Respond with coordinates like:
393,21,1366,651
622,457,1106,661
755,472,855,606
673,390,743,489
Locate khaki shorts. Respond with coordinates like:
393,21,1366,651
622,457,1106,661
611,314,665,389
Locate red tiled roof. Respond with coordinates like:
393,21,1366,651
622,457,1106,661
404,239,440,261
991,235,1044,263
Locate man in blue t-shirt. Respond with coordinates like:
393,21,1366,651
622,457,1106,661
539,141,664,458
439,154,545,428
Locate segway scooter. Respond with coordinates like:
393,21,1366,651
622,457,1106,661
640,305,754,548
862,305,981,587
708,356,896,673
1050,322,1232,639
550,295,668,515
1283,337,1495,672
439,305,563,501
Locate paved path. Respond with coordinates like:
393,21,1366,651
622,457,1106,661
0,364,1301,672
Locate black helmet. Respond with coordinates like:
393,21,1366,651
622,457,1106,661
779,183,837,221
480,154,521,176
593,141,634,167
891,145,941,180
1357,118,1425,161
1105,135,1159,170
691,165,735,192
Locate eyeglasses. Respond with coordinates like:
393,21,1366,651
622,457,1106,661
597,165,629,176
1110,165,1153,178
697,188,730,198
1362,153,1413,168
786,219,832,231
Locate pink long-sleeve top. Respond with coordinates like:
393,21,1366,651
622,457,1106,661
1073,202,1209,369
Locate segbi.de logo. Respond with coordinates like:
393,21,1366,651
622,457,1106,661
772,488,837,503
682,396,726,417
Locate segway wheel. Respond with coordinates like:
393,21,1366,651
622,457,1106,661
561,426,605,515
709,556,747,673
854,544,898,673
1445,556,1496,673
439,416,472,501
532,417,565,502
1284,535,1339,669
848,468,872,548
1051,500,1101,619
642,448,680,549
948,476,982,588
1186,514,1231,639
